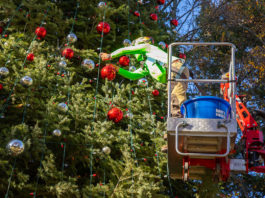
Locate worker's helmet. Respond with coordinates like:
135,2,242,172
132,37,154,45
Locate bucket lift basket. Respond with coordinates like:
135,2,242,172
167,42,237,180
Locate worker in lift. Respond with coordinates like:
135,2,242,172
100,36,189,117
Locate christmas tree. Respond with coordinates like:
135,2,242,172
0,0,197,197
2,0,263,197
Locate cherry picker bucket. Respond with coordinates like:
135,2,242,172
167,42,238,181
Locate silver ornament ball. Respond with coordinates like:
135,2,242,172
6,139,24,156
57,103,69,113
102,146,111,154
98,2,106,8
53,129,62,137
158,41,166,50
123,39,132,47
138,78,148,87
58,60,67,68
82,59,95,70
67,33,77,43
0,67,9,77
129,66,137,72
126,112,133,118
20,76,33,87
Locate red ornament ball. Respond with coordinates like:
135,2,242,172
134,11,140,17
62,48,74,59
35,27,47,39
0,26,3,34
150,13,158,21
171,19,178,26
157,0,165,5
108,107,123,123
101,64,116,81
27,53,34,61
119,56,130,66
152,89,159,96
179,53,186,59
96,22,110,34
0,84,3,90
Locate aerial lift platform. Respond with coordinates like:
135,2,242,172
167,42,265,181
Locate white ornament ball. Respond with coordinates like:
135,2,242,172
20,76,33,87
123,39,132,47
138,78,148,87
57,103,68,113
102,146,111,154
53,129,62,137
0,67,9,77
67,33,77,43
6,139,24,156
82,59,95,70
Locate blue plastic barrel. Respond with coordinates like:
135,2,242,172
180,96,231,119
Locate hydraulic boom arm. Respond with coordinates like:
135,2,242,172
221,81,265,173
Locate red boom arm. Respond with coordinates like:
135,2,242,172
221,80,265,173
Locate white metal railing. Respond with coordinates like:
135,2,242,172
167,42,236,120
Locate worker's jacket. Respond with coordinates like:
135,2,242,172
110,44,184,83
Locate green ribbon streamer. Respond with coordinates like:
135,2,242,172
146,85,161,177
33,122,48,198
136,0,143,37
89,2,107,197
5,158,17,198
61,143,66,181
21,95,29,124
1,2,23,38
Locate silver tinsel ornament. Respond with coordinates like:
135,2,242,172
57,103,68,113
53,129,62,137
129,66,137,72
98,2,106,8
138,78,148,87
20,76,33,87
67,33,77,43
58,60,67,68
123,39,132,47
158,41,166,50
6,139,24,156
0,67,9,77
81,59,95,70
102,146,111,154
